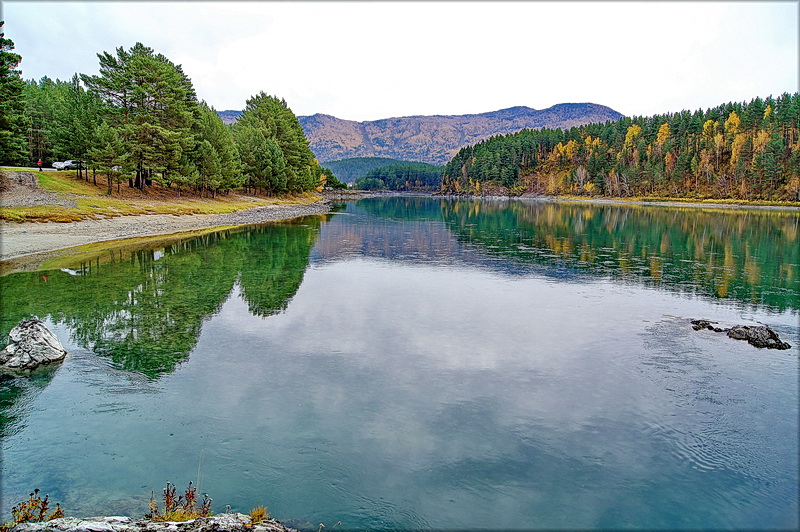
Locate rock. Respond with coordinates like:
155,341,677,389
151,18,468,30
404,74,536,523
11,514,296,532
690,319,727,333
1,319,67,370
691,319,793,350
726,325,792,350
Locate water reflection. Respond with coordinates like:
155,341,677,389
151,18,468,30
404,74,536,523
1,198,797,530
1,219,323,378
331,197,799,311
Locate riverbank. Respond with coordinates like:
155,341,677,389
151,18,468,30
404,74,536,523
432,191,800,211
9,514,296,532
521,194,800,211
0,201,331,263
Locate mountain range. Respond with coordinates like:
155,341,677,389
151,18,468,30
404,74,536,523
218,103,624,165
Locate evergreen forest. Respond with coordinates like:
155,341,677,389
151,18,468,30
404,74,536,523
321,157,416,183
1,27,324,196
354,162,444,191
442,94,800,201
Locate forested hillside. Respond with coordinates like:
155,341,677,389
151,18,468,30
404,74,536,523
298,104,623,165
354,162,443,191
442,94,800,201
321,157,415,183
1,27,324,196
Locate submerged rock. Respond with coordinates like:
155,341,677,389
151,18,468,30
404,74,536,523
1,319,67,370
691,319,792,350
690,319,727,333
11,514,296,532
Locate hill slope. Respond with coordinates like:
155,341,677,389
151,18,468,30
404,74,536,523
218,104,624,165
299,103,623,165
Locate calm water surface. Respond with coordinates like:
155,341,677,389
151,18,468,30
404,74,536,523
1,197,798,530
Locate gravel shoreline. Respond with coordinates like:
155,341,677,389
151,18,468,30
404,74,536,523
0,200,331,263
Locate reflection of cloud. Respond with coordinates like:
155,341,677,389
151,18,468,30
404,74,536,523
196,256,799,528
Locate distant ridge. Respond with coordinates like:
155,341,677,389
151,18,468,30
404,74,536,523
217,103,624,165
217,110,243,125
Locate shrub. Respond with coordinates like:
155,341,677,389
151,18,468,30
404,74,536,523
1,489,64,532
145,481,212,522
249,506,269,525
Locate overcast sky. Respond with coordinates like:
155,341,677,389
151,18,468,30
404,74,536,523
2,1,797,122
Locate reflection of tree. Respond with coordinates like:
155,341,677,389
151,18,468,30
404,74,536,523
0,219,322,377
355,197,799,312
444,200,799,311
238,224,318,317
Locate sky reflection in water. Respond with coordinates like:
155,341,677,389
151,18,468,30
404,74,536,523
1,198,798,530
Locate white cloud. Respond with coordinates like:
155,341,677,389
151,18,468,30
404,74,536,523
3,1,797,120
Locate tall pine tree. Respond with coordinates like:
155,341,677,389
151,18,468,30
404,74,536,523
0,22,28,165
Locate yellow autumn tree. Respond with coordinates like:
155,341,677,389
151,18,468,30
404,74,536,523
625,124,642,148
724,111,741,140
702,120,718,147
753,130,770,154
730,132,748,166
656,123,670,145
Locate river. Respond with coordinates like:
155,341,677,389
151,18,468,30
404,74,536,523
1,196,798,530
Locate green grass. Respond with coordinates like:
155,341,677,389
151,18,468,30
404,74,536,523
36,171,100,194
1,169,322,222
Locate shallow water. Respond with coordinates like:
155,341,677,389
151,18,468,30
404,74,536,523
1,197,798,530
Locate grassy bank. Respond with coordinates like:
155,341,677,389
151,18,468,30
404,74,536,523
0,168,321,223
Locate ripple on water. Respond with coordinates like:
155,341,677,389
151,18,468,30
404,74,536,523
636,315,798,524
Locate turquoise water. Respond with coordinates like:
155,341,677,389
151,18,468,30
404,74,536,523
1,197,798,530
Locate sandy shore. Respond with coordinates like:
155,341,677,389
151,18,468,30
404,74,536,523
0,201,331,262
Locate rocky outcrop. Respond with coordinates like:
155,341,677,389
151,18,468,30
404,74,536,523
10,514,296,532
691,319,793,350
1,319,68,370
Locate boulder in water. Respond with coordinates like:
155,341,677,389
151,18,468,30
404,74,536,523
691,319,792,350
726,325,792,350
1,319,67,370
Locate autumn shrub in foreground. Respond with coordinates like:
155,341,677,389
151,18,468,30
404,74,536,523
0,489,64,532
145,481,212,522
248,506,269,525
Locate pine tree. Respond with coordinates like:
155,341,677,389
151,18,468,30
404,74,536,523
88,121,128,194
82,43,199,191
236,92,319,193
0,22,28,164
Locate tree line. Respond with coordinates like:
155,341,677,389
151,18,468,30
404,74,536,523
0,26,324,196
321,156,415,183
354,162,444,191
442,94,800,201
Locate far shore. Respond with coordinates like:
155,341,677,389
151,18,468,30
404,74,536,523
434,192,800,211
